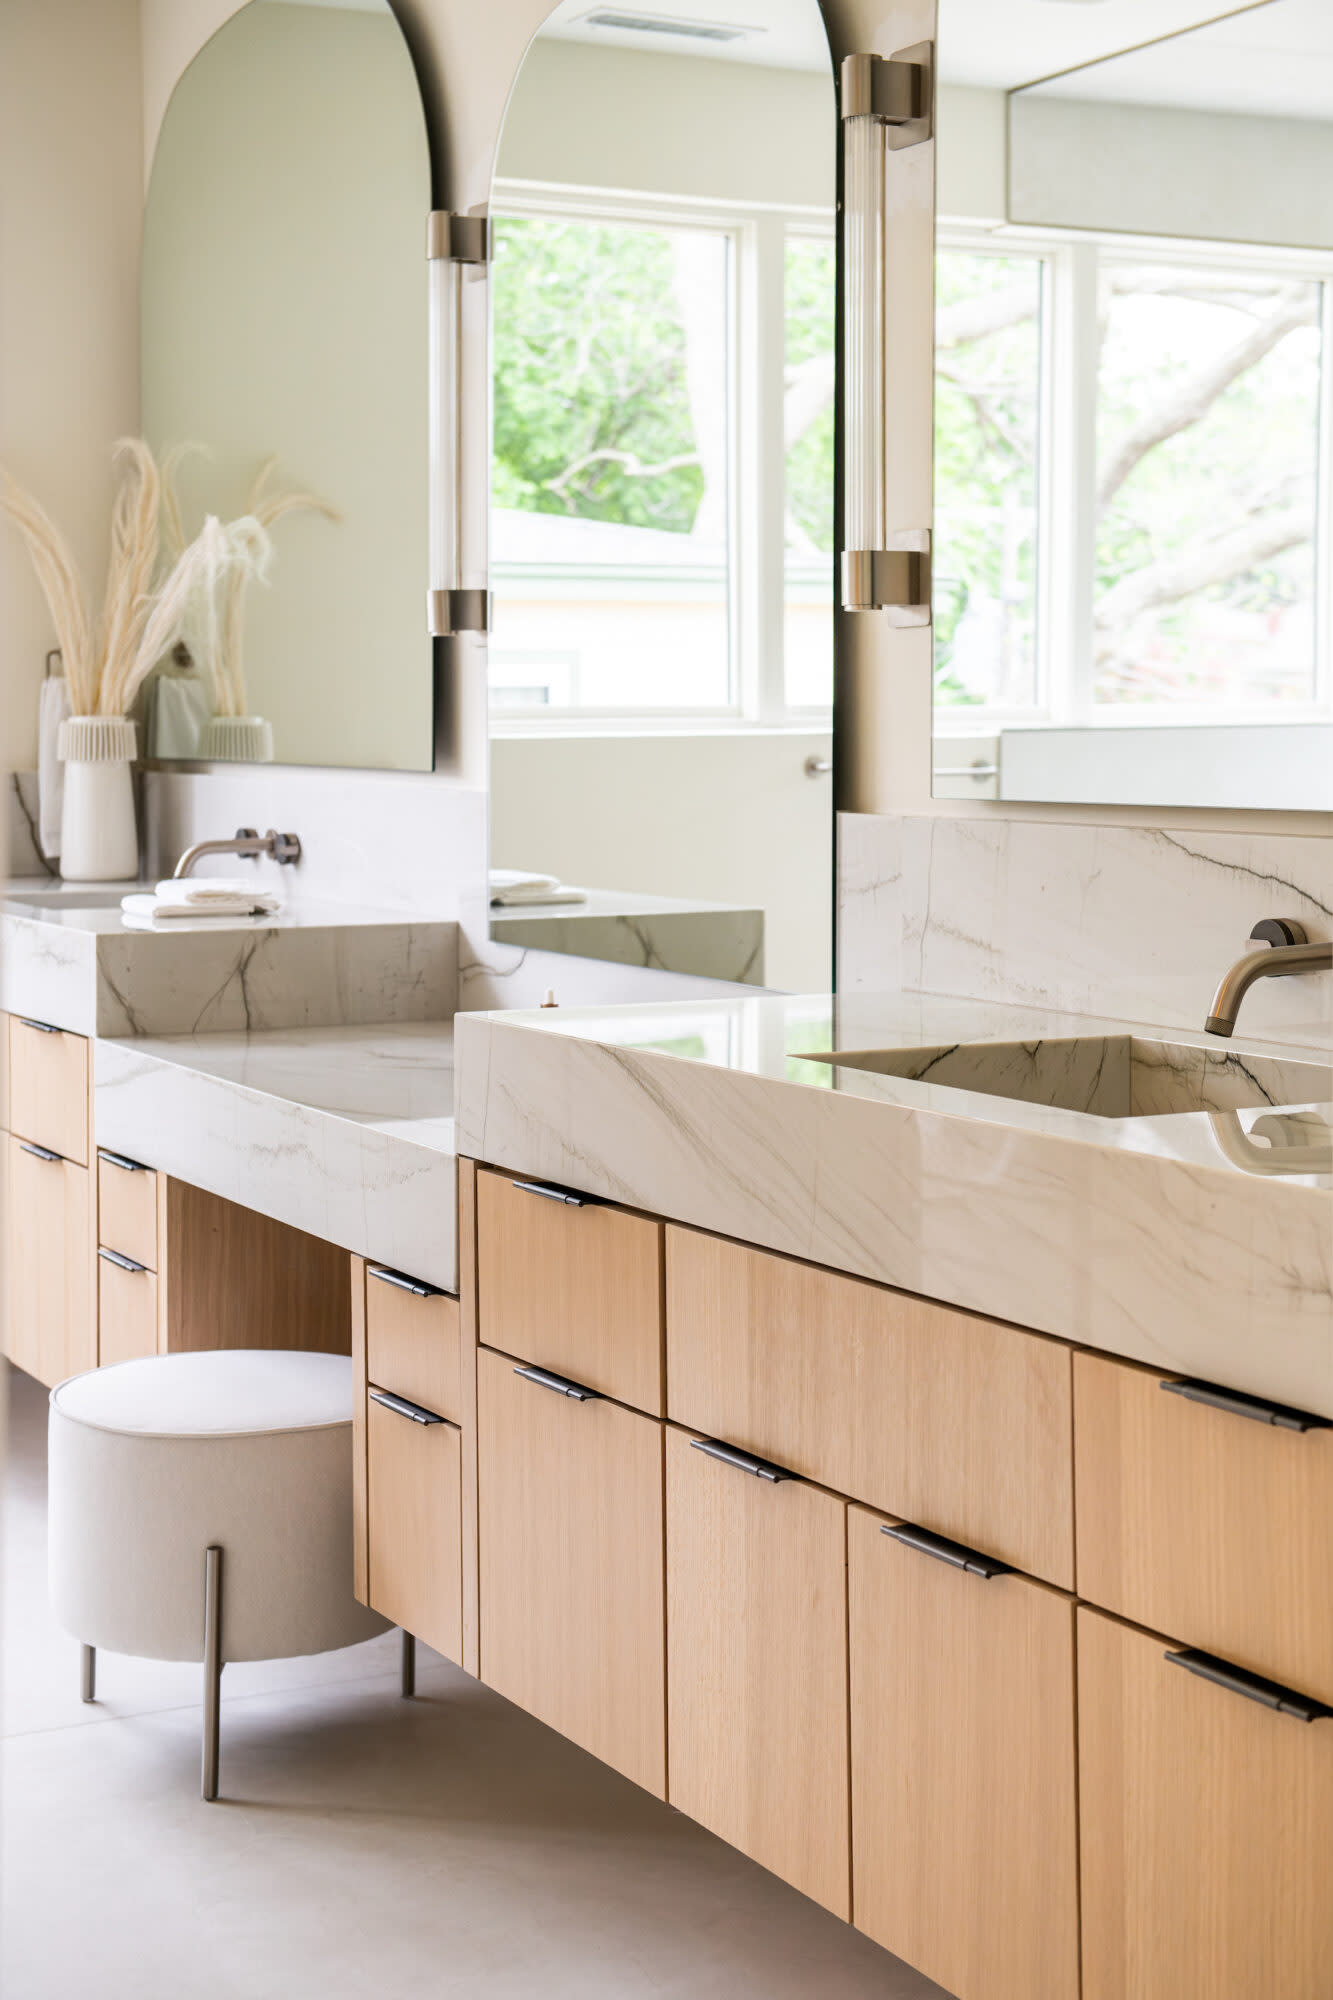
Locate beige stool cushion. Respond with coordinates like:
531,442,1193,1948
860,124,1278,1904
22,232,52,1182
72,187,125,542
48,1350,387,1663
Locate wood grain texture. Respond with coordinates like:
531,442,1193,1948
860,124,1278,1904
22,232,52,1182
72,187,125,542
350,1255,368,1604
666,1227,1074,1586
1079,1605,1333,2000
96,1256,159,1368
458,1159,480,1676
0,1008,10,1130
97,1153,158,1271
160,1180,351,1356
1076,1349,1333,1704
478,1343,666,1797
5,1136,93,1385
7,1015,89,1165
848,1504,1079,2000
666,1426,850,1917
366,1396,463,1663
477,1167,664,1413
365,1268,461,1423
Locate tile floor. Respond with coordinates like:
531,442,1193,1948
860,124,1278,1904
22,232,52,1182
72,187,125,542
2,1363,950,1998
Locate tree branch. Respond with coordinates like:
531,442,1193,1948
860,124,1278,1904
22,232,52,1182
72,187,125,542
936,281,1040,352
1094,504,1312,659
543,447,700,507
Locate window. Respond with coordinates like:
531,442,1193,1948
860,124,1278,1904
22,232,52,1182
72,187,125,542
935,230,1329,727
490,193,835,727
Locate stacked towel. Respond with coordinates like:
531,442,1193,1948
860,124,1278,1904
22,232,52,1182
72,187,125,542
489,868,587,908
121,878,281,923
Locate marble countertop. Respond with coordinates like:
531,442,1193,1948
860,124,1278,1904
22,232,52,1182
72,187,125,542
489,884,764,984
454,989,1333,1416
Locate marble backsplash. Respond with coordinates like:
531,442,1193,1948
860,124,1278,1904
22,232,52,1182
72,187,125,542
839,813,1333,1042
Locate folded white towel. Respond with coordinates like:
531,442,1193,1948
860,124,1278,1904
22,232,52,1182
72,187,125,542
153,876,274,907
121,888,280,922
489,867,587,908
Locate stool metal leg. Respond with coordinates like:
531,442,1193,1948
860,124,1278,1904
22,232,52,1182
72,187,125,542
400,1628,416,1698
202,1545,223,1802
81,1644,96,1703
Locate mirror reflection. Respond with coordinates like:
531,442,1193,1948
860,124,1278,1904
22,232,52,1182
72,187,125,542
488,0,836,990
932,0,1333,810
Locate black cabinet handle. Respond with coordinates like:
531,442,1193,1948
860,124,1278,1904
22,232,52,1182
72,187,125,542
690,1437,791,1483
1161,1378,1330,1433
98,1149,148,1174
98,1247,147,1274
367,1265,444,1299
369,1388,444,1426
18,1017,60,1034
881,1521,1011,1580
1166,1648,1332,1722
19,1141,61,1163
512,1179,598,1207
513,1363,600,1402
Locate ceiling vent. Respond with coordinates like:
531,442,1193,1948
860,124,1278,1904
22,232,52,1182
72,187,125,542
579,10,760,43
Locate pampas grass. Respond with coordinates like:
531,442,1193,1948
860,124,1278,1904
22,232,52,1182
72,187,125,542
0,471,96,712
99,439,162,719
211,459,339,718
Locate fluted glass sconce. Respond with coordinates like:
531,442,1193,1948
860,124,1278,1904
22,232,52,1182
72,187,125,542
427,211,490,638
839,47,933,617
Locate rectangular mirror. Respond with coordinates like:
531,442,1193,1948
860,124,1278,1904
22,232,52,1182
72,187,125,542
933,0,1333,810
488,0,836,989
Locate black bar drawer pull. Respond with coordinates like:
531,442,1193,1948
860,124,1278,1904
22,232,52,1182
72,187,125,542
691,1437,791,1483
369,1388,444,1426
367,1265,444,1299
881,1521,1011,1580
1161,1377,1331,1433
513,1363,600,1402
98,1149,149,1174
512,1178,598,1207
19,1141,61,1164
18,1017,60,1035
98,1247,147,1274
1166,1648,1333,1723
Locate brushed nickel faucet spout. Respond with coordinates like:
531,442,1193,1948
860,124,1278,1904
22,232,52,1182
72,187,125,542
1205,918,1332,1038
173,827,302,879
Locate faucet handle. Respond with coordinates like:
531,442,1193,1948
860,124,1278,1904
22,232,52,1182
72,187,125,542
266,830,302,867
1251,918,1308,948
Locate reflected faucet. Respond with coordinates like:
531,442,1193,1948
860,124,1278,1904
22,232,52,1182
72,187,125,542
1205,918,1332,1038
172,826,302,879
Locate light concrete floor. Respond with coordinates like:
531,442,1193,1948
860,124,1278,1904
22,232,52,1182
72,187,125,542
2,1362,952,1999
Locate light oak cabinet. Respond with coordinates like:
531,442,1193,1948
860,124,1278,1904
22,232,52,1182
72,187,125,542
5,1134,93,1386
666,1426,849,1917
96,1150,159,1274
477,1343,666,1796
848,1505,1079,2000
8,1014,90,1165
366,1389,462,1663
365,1265,461,1425
96,1252,159,1368
1079,1606,1333,2000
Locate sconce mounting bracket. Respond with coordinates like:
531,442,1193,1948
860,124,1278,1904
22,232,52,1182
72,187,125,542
427,587,491,638
426,211,490,264
840,46,933,148
841,543,932,619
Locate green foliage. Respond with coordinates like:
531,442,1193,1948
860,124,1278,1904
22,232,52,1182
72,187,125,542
785,238,836,555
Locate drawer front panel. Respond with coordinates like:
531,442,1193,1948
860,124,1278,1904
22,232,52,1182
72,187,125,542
477,1167,664,1414
97,1153,159,1272
1079,1607,1333,2000
666,1227,1073,1587
478,1344,666,1796
366,1393,462,1663
6,1136,92,1386
1075,1350,1333,1706
98,1254,159,1368
8,1016,88,1165
849,1505,1079,2000
666,1426,850,1918
365,1266,461,1424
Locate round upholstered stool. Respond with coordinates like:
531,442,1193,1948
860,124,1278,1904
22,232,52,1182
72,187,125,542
47,1349,390,1799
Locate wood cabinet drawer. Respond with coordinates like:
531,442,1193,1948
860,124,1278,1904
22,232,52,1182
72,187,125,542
1079,1606,1333,1999
366,1390,462,1663
848,1505,1079,2000
365,1265,460,1424
97,1151,158,1271
8,1015,88,1165
477,1167,664,1414
97,1251,159,1368
5,1136,92,1386
666,1228,1073,1587
1075,1351,1333,1704
478,1344,666,1795
666,1426,849,1918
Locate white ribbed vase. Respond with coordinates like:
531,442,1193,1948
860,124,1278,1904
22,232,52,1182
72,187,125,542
58,716,138,883
199,714,274,763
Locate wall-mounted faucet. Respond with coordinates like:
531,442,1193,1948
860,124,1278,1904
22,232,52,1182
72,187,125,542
172,827,302,879
1205,918,1332,1038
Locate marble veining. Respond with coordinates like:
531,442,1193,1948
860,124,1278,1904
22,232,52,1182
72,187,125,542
490,888,765,985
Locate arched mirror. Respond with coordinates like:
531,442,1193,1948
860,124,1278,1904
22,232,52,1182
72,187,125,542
488,0,837,990
141,0,432,770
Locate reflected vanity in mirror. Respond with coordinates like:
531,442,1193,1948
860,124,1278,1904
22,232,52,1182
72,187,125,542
933,0,1333,810
487,0,836,989
140,0,433,771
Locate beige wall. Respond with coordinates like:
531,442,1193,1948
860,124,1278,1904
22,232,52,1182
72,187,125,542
0,0,143,773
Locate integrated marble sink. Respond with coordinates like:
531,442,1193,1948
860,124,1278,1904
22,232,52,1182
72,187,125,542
811,1035,1332,1118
